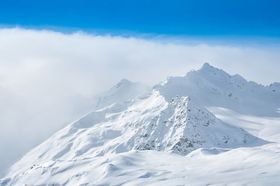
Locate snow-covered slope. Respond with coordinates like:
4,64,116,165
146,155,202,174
3,144,280,186
157,63,280,116
1,63,279,186
1,90,268,185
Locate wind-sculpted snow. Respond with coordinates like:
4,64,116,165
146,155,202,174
3,145,280,186
1,63,279,186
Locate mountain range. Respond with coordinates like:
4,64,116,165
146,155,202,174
1,63,280,186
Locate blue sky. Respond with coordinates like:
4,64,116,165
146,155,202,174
0,0,280,37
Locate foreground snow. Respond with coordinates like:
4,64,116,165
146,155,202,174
1,63,280,186
2,144,280,186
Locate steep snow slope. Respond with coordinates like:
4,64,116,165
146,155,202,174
0,91,266,185
157,63,280,116
1,63,279,186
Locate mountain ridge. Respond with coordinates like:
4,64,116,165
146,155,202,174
157,63,280,116
1,63,279,186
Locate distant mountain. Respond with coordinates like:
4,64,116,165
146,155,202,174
1,63,278,186
94,78,151,110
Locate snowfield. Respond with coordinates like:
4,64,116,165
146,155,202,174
1,63,280,186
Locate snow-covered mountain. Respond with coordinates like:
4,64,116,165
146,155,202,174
1,63,280,186
157,63,280,116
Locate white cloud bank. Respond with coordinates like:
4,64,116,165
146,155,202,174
0,28,279,176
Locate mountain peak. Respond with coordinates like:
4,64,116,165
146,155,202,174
95,78,151,110
200,62,221,72
199,62,228,76
201,62,213,70
115,78,133,88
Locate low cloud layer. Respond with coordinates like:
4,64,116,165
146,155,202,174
0,28,279,176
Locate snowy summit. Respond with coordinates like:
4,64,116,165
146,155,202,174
1,63,280,186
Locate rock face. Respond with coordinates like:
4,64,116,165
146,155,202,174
1,63,274,186
122,93,265,155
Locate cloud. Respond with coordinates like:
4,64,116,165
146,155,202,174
0,28,280,176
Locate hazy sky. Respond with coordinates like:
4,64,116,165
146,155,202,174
0,28,280,176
